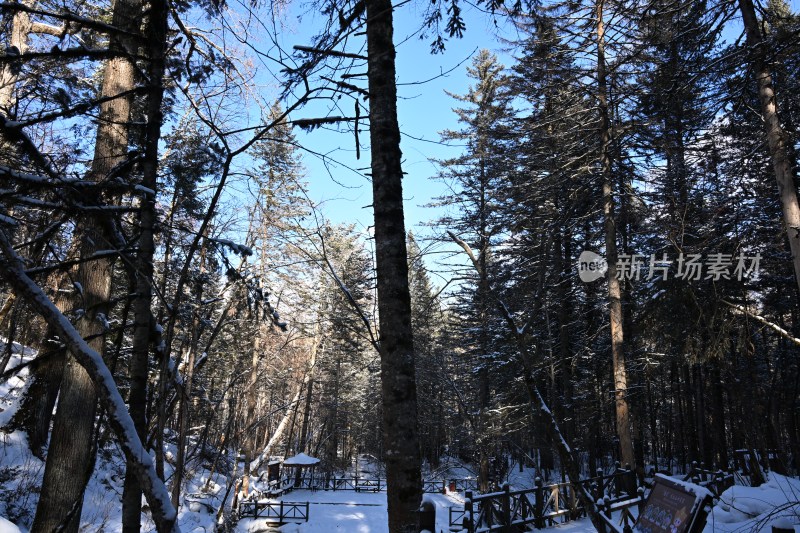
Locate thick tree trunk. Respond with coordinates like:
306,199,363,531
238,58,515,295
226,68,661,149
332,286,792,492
738,0,800,294
596,0,635,470
0,233,177,533
10,235,83,455
31,0,139,526
364,0,423,528
121,0,167,527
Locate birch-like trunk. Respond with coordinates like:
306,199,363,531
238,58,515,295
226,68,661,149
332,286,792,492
738,0,800,294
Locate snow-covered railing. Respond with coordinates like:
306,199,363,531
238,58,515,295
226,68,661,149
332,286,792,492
579,463,639,505
599,474,713,533
451,467,643,532
423,478,479,494
283,475,476,494
682,461,735,498
238,500,309,523
326,476,384,491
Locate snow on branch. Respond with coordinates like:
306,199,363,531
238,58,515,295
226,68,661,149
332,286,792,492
293,45,368,61
208,236,253,258
0,229,180,533
722,299,800,347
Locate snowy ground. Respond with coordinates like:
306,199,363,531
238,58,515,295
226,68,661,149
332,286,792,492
235,490,466,533
233,475,800,533
2,340,799,532
707,474,800,532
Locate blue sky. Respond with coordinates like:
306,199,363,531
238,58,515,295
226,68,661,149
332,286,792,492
273,0,800,284
269,1,518,286
287,2,515,238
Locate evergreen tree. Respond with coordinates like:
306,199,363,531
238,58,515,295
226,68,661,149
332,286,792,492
433,49,513,490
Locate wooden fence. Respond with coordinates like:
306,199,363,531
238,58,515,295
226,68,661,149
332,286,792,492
451,467,643,532
682,462,734,498
238,500,310,523
282,475,477,493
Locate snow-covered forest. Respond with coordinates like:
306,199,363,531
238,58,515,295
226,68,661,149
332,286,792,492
1,0,800,531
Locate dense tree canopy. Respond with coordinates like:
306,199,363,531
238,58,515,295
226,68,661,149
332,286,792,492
1,0,799,530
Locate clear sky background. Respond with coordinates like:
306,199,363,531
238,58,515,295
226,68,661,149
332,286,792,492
263,0,799,285
274,1,517,280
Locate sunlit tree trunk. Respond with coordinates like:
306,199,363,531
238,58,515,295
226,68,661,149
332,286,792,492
596,0,635,471
738,0,800,294
31,0,140,528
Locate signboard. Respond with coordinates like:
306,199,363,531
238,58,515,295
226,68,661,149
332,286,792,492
634,475,709,533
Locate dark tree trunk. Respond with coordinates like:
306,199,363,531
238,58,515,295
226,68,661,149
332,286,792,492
31,0,139,526
364,0,423,528
11,346,65,457
710,361,728,469
121,0,167,527
681,363,697,467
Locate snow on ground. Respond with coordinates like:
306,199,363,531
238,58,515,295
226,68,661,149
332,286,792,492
0,338,233,532
234,471,800,533
235,489,466,533
0,516,21,533
707,473,800,532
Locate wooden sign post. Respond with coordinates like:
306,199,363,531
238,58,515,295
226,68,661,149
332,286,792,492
633,474,713,533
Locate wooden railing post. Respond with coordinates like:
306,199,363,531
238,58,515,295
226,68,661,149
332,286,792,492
625,463,637,495
419,499,436,532
534,477,544,529
601,497,612,520
568,480,578,520
502,483,511,532
613,461,623,498
465,491,474,533
280,500,284,521
595,468,604,501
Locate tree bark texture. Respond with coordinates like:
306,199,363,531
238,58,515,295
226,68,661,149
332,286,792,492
121,0,167,527
31,0,140,523
0,0,32,116
364,0,423,529
596,0,635,471
738,0,800,294
0,232,177,533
